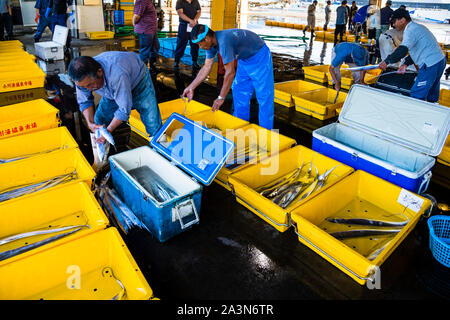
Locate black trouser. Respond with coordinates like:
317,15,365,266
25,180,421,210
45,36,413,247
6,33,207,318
334,24,346,44
0,12,13,40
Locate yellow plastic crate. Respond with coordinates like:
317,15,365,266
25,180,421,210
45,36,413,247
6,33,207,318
0,182,109,266
326,67,382,89
228,145,354,232
0,148,96,202
439,88,450,107
293,87,347,120
86,31,115,40
128,99,211,140
0,40,23,48
290,170,431,285
0,59,38,68
0,228,155,300
0,87,47,107
217,123,297,191
437,134,450,166
0,68,46,93
187,109,249,135
0,51,36,62
303,64,331,84
0,127,78,164
275,79,325,107
0,99,59,139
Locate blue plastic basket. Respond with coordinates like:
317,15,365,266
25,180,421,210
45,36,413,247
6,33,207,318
428,215,450,268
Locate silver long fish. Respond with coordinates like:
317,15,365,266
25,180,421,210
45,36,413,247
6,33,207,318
272,181,304,205
329,229,401,240
326,218,409,228
278,183,310,209
0,224,90,246
0,227,85,261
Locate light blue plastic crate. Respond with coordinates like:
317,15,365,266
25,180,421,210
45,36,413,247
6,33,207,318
428,215,450,268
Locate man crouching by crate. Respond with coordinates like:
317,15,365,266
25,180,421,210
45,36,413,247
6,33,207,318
379,8,446,103
68,51,162,144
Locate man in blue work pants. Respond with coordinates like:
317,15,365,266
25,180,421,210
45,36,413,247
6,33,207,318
182,25,274,130
34,0,52,42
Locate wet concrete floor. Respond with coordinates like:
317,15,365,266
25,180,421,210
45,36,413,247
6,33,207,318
3,30,450,301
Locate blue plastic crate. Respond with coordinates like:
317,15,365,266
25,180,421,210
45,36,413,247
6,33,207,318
428,215,450,268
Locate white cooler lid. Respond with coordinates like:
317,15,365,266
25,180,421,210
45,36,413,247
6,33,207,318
339,85,450,156
52,25,69,46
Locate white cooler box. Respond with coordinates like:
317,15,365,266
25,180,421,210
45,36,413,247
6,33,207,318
34,25,68,61
109,113,234,242
312,85,450,194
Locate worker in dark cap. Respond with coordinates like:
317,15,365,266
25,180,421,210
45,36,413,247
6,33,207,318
380,0,394,34
379,9,446,102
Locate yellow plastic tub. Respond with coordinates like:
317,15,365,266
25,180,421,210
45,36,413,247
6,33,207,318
439,88,450,107
0,182,109,266
128,99,211,140
229,145,354,232
0,99,59,139
327,66,382,89
187,109,249,135
437,134,450,166
0,148,96,203
290,170,431,285
216,124,296,190
293,87,347,120
303,64,331,84
0,228,155,300
0,51,36,62
86,31,115,39
0,59,38,69
274,79,325,107
0,127,78,164
0,87,47,107
0,68,46,93
314,31,325,40
0,40,23,48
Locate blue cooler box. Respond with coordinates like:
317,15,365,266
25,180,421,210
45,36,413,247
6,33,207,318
109,113,235,242
312,85,450,194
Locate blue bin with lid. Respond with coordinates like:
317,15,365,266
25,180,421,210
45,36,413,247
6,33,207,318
109,113,234,242
312,85,450,194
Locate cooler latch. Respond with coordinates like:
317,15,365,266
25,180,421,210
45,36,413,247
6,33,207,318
172,198,199,229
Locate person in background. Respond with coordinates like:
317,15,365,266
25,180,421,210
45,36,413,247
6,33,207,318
399,5,406,10
329,42,369,92
0,0,13,41
348,1,358,32
323,0,331,31
68,52,162,140
303,0,318,38
133,0,159,72
367,5,381,45
46,0,72,47
34,0,52,42
174,0,201,71
380,0,394,34
182,24,275,130
334,0,348,45
379,9,446,102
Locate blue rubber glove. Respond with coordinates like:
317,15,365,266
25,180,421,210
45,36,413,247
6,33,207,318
45,7,51,18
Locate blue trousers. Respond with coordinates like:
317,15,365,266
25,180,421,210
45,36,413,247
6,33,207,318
51,13,71,47
0,12,13,40
95,69,162,137
232,44,274,130
411,58,446,103
34,12,52,41
138,33,159,68
174,21,199,64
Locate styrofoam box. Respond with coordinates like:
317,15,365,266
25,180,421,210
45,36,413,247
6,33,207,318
34,25,68,61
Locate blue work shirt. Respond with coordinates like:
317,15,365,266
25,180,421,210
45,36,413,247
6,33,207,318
0,0,10,14
205,29,264,65
35,0,50,12
336,6,347,25
75,51,147,122
331,42,368,67
401,21,445,68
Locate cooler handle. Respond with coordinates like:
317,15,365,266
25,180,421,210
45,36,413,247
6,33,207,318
51,47,58,52
174,198,199,229
417,171,432,195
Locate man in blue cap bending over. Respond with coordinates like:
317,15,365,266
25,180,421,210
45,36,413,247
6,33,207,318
328,42,369,92
181,24,275,130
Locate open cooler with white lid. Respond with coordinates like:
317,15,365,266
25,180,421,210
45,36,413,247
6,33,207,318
34,25,68,61
109,113,234,242
312,85,450,194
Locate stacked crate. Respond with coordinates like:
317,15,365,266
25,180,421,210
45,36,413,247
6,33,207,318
0,99,155,300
